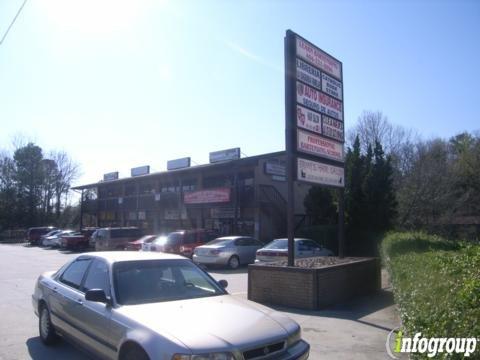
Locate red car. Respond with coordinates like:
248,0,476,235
125,235,157,251
60,228,98,250
150,229,218,258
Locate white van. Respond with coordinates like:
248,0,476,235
94,227,143,251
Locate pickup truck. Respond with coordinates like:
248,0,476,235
60,228,97,251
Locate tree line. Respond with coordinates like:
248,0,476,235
0,141,80,230
304,111,480,254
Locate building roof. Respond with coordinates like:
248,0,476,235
72,150,285,190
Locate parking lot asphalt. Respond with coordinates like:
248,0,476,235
0,243,399,360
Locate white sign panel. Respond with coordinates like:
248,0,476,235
297,104,321,134
322,115,344,142
321,73,343,101
265,160,286,176
103,172,118,181
167,157,191,170
297,158,345,188
209,148,240,163
131,165,150,177
296,37,342,79
296,58,322,90
297,129,344,162
296,81,343,120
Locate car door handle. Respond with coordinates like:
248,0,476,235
75,298,83,305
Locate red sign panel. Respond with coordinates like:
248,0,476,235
184,188,231,204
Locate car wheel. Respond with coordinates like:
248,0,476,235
39,305,59,345
120,344,150,360
228,255,240,269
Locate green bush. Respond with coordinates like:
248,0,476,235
381,232,480,359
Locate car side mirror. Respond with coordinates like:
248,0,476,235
218,279,228,289
85,289,111,305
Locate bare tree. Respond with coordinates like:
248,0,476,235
48,151,81,218
347,110,418,157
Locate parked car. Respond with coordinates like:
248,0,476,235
60,228,98,251
193,236,264,269
94,227,143,251
150,229,218,258
125,235,157,251
26,227,57,245
255,238,334,263
42,230,75,247
39,230,63,246
32,252,310,360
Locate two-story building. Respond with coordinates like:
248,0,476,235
73,151,311,242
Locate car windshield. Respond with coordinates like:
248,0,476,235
264,239,288,250
113,259,225,305
45,230,59,237
206,238,234,246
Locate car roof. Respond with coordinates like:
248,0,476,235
77,251,186,264
272,238,313,242
214,236,246,240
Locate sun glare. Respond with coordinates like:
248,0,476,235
39,0,163,35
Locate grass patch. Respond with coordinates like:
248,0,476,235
381,232,480,358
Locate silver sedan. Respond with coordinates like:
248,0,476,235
192,236,264,269
32,251,310,360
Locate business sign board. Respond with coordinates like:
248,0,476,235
297,158,344,188
322,115,344,142
285,30,345,261
131,165,150,177
265,159,287,176
296,36,342,79
209,148,240,163
167,157,191,170
184,188,230,204
297,129,344,163
296,58,322,90
296,81,343,121
103,172,119,181
297,104,322,135
211,207,235,219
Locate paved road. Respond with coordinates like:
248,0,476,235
0,243,399,360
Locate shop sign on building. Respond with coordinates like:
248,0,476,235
103,172,118,181
211,207,235,219
184,188,231,204
209,148,240,163
265,160,287,176
167,157,191,170
131,165,150,177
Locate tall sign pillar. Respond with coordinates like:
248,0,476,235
285,30,346,266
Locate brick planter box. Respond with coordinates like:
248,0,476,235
248,257,381,310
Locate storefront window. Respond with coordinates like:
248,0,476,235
204,175,232,188
139,182,155,195
125,183,136,196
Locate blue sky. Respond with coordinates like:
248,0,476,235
1,0,479,187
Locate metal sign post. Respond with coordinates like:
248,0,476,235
285,31,296,267
284,30,346,264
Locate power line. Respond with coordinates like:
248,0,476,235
0,0,28,47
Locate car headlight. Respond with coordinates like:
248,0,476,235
172,353,235,360
287,327,302,347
